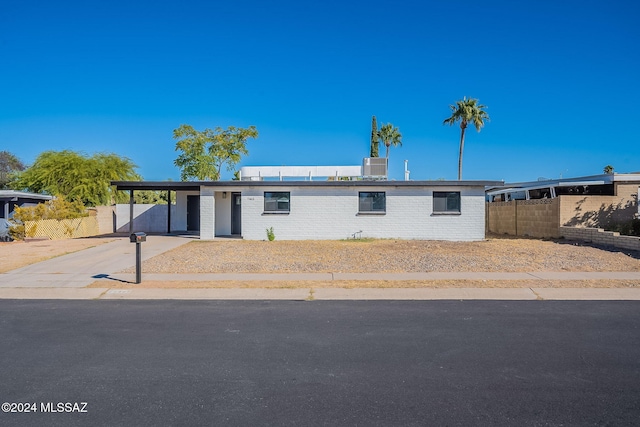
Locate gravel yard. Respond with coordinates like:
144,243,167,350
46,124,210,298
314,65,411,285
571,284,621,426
123,235,640,274
3,234,639,289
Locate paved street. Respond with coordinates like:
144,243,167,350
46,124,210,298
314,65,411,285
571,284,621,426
1,300,639,426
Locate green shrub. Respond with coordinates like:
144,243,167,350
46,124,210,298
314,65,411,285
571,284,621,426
9,196,88,240
609,219,640,237
266,227,275,241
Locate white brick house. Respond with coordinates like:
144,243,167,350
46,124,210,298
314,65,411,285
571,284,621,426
112,180,501,241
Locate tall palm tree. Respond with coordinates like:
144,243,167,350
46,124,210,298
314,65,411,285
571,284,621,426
379,123,402,158
443,97,489,180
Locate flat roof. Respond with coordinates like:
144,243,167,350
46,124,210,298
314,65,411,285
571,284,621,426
112,180,503,191
0,190,53,200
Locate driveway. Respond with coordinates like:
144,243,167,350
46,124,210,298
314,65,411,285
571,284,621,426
0,235,192,288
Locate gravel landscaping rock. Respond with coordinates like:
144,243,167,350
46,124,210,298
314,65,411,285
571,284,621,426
123,236,640,274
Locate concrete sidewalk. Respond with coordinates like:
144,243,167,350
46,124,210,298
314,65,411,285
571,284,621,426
0,234,639,300
100,271,640,282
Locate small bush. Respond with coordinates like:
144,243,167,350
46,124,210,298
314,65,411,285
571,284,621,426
266,227,275,241
608,219,640,237
9,196,88,240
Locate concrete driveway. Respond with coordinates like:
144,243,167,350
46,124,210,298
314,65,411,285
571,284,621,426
0,235,192,288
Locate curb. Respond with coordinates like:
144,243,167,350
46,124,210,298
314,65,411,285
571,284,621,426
1,287,640,301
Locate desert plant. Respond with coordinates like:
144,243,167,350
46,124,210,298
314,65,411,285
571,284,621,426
266,227,275,241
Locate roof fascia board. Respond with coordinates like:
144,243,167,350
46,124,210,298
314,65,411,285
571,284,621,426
111,180,503,190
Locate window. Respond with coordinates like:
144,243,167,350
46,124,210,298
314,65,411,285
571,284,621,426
359,192,386,213
433,192,461,213
264,192,290,212
527,188,552,200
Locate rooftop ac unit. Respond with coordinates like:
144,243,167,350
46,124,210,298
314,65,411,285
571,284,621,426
362,158,387,178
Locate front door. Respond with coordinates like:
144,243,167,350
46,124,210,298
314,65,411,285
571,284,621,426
187,195,200,231
231,192,241,235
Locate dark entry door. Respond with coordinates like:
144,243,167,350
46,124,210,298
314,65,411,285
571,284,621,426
231,192,241,235
187,195,200,231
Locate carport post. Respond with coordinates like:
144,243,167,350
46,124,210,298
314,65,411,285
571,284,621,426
129,190,134,235
167,190,171,233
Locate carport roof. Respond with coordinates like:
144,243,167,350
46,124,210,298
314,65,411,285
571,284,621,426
111,181,201,191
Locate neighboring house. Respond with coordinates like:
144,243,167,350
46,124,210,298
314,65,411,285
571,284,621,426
111,179,502,241
486,173,640,238
0,190,53,219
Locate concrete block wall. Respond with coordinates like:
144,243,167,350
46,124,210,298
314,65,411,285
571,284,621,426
94,205,115,235
486,198,559,238
560,226,640,251
200,187,215,240
560,184,639,228
516,198,560,238
115,204,178,233
486,201,516,235
235,186,486,241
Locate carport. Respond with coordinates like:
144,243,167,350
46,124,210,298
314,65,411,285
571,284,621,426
111,181,200,234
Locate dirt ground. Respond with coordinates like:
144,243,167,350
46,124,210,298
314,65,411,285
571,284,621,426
122,235,640,274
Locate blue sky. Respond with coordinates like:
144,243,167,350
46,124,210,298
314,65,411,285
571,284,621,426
1,0,638,182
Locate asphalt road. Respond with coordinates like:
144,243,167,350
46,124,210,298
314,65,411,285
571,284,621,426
1,300,639,426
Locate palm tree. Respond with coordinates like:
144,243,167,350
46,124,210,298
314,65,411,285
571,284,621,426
443,97,489,180
379,123,402,158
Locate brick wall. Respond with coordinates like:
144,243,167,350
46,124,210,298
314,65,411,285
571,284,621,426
199,186,215,240
560,226,640,251
94,206,115,234
487,183,640,239
486,198,559,238
486,201,516,235
237,185,487,241
516,198,560,238
559,184,639,228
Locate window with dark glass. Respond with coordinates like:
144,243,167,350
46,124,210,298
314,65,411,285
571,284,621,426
433,192,461,213
359,192,386,213
527,188,552,199
264,192,290,212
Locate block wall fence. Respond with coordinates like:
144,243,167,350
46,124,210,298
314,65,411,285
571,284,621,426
559,226,640,251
